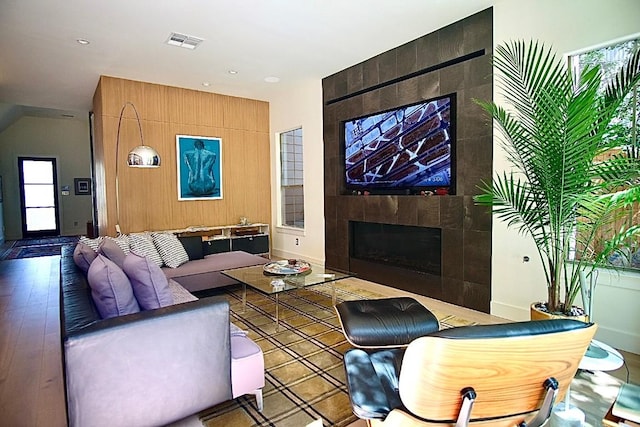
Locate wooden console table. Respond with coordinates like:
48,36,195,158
167,223,270,258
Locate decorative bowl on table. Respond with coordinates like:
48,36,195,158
263,259,311,275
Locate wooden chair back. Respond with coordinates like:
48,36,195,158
398,322,597,423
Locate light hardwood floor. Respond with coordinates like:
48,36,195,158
0,256,66,426
0,255,637,426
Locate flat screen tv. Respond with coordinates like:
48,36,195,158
343,93,456,195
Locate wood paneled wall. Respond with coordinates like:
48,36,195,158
92,76,271,236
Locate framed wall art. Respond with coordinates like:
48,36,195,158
74,178,92,195
176,135,223,201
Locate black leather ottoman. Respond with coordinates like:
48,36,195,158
335,297,440,348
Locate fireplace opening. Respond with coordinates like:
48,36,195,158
350,221,441,276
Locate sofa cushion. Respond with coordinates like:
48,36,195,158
123,252,174,310
178,235,204,260
73,242,97,273
152,232,189,268
129,233,164,267
98,238,127,269
167,279,198,304
87,254,140,318
163,251,266,279
165,279,247,336
162,251,267,293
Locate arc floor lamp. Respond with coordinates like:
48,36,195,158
115,101,161,235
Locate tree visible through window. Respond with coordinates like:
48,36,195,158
570,37,640,269
280,128,304,228
571,38,639,154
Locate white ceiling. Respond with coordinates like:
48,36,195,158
0,0,495,119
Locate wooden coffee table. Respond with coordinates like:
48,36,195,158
222,262,354,330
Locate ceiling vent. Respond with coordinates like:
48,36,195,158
166,32,204,50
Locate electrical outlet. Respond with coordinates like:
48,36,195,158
74,221,78,226
295,238,299,246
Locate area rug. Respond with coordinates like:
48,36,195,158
198,281,476,427
13,236,79,247
0,236,79,261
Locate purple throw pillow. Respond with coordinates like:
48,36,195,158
87,255,140,319
73,242,98,273
98,238,126,269
123,253,174,310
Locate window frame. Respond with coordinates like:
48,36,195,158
276,126,305,232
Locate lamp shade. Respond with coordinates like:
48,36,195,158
127,145,161,167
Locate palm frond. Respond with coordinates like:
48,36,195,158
475,39,640,313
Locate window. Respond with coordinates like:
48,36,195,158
570,37,639,153
569,37,640,269
279,128,304,228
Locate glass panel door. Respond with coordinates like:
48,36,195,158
18,157,60,237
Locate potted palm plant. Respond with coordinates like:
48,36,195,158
474,40,640,319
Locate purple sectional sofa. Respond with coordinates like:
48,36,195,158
162,250,267,292
60,245,266,427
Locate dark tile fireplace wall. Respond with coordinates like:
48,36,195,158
322,8,494,312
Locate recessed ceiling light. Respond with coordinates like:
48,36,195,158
264,76,280,83
202,82,211,87
76,39,90,45
228,70,238,75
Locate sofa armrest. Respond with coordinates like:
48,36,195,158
64,297,232,427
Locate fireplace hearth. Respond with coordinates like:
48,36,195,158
350,221,441,276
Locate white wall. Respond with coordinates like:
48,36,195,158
269,79,325,264
589,268,640,352
0,115,93,239
491,0,640,352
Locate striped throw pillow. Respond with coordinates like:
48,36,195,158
79,236,104,252
152,232,189,268
129,233,164,267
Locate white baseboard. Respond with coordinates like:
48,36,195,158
595,325,640,354
490,301,529,321
271,249,324,266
